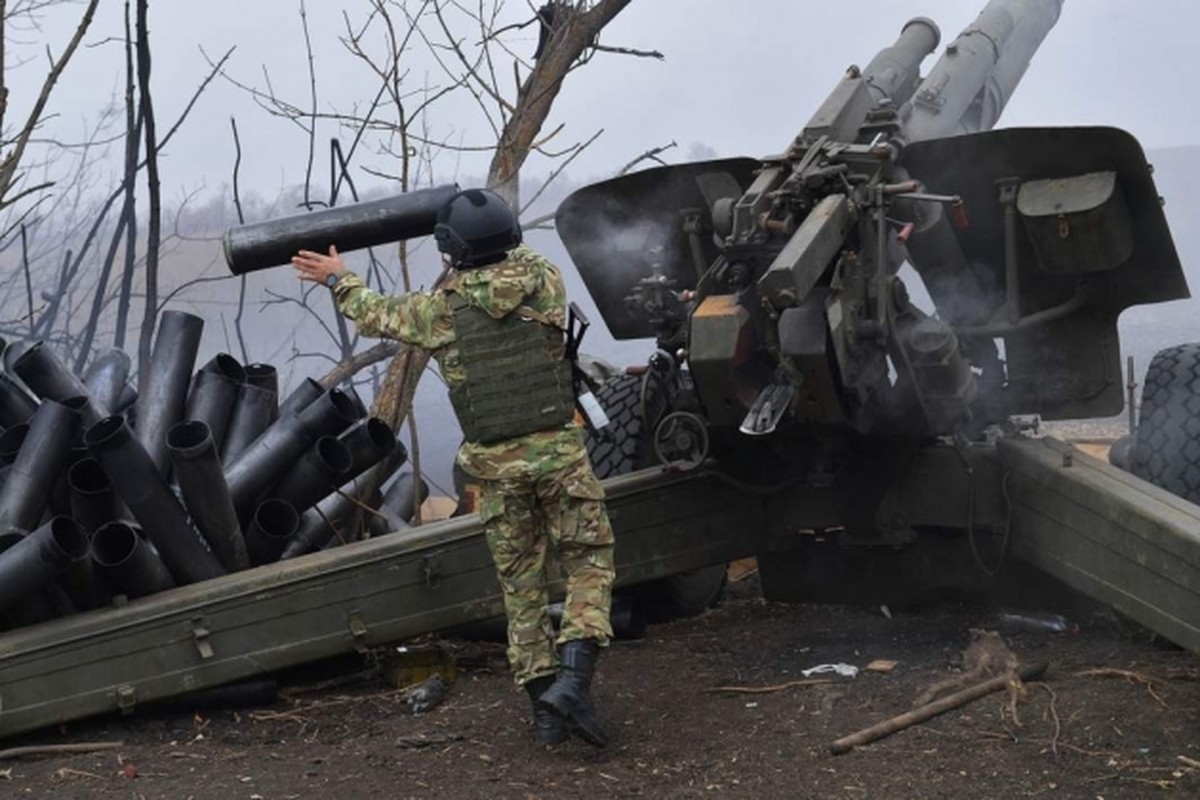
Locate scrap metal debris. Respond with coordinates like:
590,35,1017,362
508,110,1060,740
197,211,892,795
404,673,449,714
803,663,860,679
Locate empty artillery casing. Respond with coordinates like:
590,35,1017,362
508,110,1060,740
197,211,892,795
86,415,225,584
222,381,278,463
91,521,177,598
81,347,132,416
0,371,38,428
244,498,300,566
136,311,204,476
68,457,123,534
0,399,81,535
267,435,353,514
0,517,90,614
10,342,102,426
184,354,246,453
167,420,251,572
224,388,360,516
223,185,459,275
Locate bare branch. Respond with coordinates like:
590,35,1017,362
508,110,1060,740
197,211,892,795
0,0,100,210
591,43,664,60
617,139,677,175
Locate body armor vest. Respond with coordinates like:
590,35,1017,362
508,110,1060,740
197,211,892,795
447,293,575,444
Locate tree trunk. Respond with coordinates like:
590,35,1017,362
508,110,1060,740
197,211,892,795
486,0,633,205
134,0,162,391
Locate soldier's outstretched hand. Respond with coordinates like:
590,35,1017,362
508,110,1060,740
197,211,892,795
291,245,346,284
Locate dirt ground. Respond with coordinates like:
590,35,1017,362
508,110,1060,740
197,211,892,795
3,572,1198,800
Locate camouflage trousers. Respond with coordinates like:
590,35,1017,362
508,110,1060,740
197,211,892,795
478,457,615,685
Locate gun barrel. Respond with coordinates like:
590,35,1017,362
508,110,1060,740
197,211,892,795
223,184,460,275
901,0,1064,143
862,17,941,107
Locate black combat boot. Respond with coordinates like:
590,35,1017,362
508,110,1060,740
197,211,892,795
525,675,568,745
537,639,607,747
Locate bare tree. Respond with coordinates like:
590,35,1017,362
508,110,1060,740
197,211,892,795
222,0,654,527
0,0,233,374
0,0,101,233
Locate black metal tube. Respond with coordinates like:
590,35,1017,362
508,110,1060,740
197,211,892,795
0,371,38,428
0,532,59,629
277,377,325,419
267,435,353,513
135,311,204,475
58,537,116,611
184,354,246,453
0,400,80,535
343,385,369,419
0,517,90,613
224,389,360,516
368,494,410,536
81,347,132,415
223,185,460,275
167,421,251,572
323,488,386,549
85,415,224,584
2,340,35,383
381,471,430,524
91,521,177,598
0,423,28,464
49,442,92,519
222,383,277,463
68,456,122,533
244,363,279,425
11,342,103,426
114,383,138,414
244,498,300,566
279,476,377,559
245,362,278,393
338,417,403,477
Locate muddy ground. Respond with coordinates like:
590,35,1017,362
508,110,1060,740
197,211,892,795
3,572,1198,800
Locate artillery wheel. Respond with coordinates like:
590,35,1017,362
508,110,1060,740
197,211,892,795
585,372,653,477
586,372,726,620
1130,343,1200,503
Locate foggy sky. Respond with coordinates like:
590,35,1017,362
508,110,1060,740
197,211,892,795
14,0,1200,200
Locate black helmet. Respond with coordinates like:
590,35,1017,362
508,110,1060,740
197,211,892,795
434,188,522,268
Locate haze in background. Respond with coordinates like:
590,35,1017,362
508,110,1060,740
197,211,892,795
6,0,1199,489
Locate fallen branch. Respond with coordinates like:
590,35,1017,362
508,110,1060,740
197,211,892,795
0,741,124,761
1075,667,1165,684
1039,683,1061,759
396,732,464,749
1075,667,1170,709
706,678,836,695
830,661,1048,755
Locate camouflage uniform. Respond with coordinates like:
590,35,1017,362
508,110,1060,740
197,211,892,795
333,245,615,684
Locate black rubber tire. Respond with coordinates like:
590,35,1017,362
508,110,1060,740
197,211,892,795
585,373,652,477
1108,434,1134,472
1130,344,1200,503
585,372,726,620
634,566,727,623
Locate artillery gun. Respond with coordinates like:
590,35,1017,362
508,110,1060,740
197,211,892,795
558,0,1193,601
0,0,1196,740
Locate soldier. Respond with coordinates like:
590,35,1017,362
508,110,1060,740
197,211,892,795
290,188,614,748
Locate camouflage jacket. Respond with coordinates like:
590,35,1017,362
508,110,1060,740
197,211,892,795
332,245,586,480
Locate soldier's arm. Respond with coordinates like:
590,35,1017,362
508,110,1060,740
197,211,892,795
332,273,442,348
